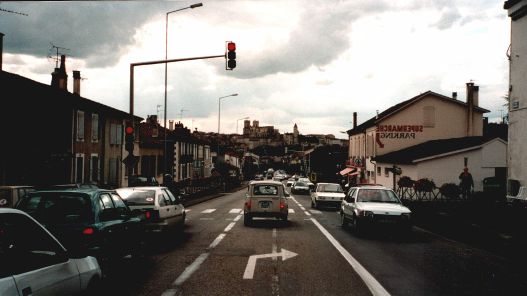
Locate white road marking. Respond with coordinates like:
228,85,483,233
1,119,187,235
288,209,295,214
173,253,210,286
199,218,214,220
310,218,391,296
209,233,226,249
304,211,311,216
201,209,216,214
161,289,177,296
243,249,298,279
229,208,243,214
272,228,277,261
233,214,242,222
300,206,306,211
224,222,236,232
184,209,191,213
310,209,323,214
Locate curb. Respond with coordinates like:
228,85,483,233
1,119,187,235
182,184,247,207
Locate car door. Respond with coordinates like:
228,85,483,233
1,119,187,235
98,193,133,256
157,189,176,228
342,188,356,218
2,212,80,296
164,189,184,226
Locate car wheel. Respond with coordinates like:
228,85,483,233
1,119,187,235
352,215,362,236
244,214,252,226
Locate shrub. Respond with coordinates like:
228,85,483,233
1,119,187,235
414,178,436,192
439,183,461,199
397,176,414,188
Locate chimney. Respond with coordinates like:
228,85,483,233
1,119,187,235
169,120,174,131
353,112,357,129
73,70,81,96
0,32,4,71
51,55,68,90
473,85,479,107
466,82,474,137
452,92,457,100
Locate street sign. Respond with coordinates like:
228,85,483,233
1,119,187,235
243,248,298,279
122,155,138,167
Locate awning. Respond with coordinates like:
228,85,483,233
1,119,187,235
339,167,355,176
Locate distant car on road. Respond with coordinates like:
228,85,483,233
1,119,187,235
311,183,345,209
291,181,310,195
16,188,144,260
0,208,102,296
298,177,315,190
285,178,295,188
244,180,289,226
116,186,185,235
340,186,412,235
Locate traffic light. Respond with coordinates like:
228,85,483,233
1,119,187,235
226,41,236,70
125,121,134,154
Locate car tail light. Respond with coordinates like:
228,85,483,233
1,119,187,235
280,200,286,210
246,199,251,210
82,227,94,235
144,209,160,221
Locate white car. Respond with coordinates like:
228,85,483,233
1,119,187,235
298,177,315,190
291,181,311,195
285,178,295,188
0,208,102,295
116,186,185,235
340,186,412,235
311,183,345,209
244,181,289,226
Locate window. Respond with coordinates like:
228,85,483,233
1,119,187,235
75,154,84,183
77,110,84,141
99,194,114,209
91,113,99,142
384,167,390,177
377,166,381,176
109,158,119,185
158,193,169,207
0,213,67,277
423,106,435,127
253,185,278,195
164,189,179,204
90,154,99,182
111,194,129,215
110,123,123,145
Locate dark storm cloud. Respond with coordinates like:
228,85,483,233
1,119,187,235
0,2,165,69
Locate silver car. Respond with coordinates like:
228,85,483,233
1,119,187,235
244,181,289,226
116,186,185,235
0,208,102,295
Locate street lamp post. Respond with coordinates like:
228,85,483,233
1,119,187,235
217,93,238,162
236,116,249,134
164,2,203,176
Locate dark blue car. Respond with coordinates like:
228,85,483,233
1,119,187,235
16,188,144,260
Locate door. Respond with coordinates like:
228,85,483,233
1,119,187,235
342,188,356,218
164,189,184,226
157,190,177,228
98,193,133,257
1,213,79,296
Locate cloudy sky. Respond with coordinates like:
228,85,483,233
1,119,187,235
1,0,510,138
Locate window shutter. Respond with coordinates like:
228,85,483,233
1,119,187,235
77,111,84,140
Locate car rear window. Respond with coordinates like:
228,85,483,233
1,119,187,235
253,185,279,196
116,189,156,205
318,184,343,193
17,192,93,224
295,182,306,186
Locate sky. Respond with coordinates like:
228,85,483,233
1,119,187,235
0,0,510,139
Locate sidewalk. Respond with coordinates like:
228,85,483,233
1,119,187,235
182,182,248,207
410,200,527,262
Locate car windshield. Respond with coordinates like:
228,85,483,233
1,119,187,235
318,184,343,193
17,192,94,223
356,189,401,203
295,182,307,187
116,189,156,205
253,185,279,195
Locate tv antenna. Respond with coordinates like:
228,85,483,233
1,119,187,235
0,6,28,16
47,43,70,68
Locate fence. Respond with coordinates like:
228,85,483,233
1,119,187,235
396,186,469,201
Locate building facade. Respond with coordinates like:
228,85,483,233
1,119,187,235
505,0,527,192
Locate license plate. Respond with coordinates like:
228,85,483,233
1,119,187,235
260,201,270,208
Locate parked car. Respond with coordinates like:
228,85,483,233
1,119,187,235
0,208,102,296
116,186,185,235
340,185,412,235
0,185,35,208
128,175,159,187
311,183,345,209
291,181,311,195
244,180,289,226
16,188,144,260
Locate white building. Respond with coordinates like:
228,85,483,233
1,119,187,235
505,0,527,193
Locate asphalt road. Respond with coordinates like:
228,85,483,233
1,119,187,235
100,186,527,296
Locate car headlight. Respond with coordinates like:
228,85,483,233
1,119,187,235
358,210,374,217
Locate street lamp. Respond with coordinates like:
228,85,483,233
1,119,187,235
237,116,249,134
217,93,238,162
164,2,203,175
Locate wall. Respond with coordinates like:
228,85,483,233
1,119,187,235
507,3,527,187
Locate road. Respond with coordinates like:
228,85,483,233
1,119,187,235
100,187,527,296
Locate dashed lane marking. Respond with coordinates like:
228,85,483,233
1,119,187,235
229,208,243,214
288,209,295,214
310,209,323,214
201,209,216,214
304,211,311,216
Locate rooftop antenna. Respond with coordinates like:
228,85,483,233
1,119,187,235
48,43,70,68
0,6,28,16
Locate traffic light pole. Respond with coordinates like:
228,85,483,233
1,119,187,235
128,54,226,175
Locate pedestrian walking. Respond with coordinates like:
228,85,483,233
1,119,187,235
459,167,474,199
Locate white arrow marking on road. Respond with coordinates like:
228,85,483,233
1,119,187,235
243,248,298,279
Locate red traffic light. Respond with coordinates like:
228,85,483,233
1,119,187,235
125,126,134,135
227,42,236,51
